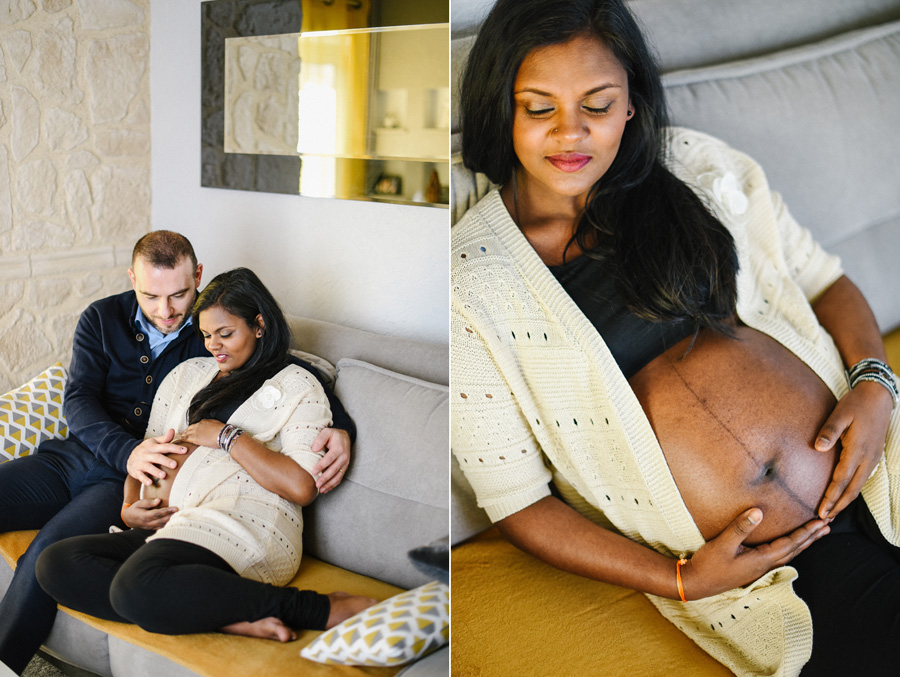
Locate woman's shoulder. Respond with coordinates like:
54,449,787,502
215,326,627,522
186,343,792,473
266,362,325,394
451,189,531,277
164,357,217,383
666,127,766,183
452,188,505,246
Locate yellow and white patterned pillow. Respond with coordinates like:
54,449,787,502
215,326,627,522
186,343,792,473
300,581,449,666
0,363,68,463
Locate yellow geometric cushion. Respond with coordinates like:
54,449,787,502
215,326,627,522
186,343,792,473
300,581,449,667
0,362,68,463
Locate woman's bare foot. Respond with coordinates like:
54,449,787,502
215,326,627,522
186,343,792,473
326,592,378,629
221,617,297,642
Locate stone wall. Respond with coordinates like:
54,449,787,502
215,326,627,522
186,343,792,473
0,0,151,394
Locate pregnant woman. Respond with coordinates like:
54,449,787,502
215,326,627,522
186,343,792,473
37,268,374,641
451,0,900,674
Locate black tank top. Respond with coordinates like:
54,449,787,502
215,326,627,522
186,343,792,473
548,254,697,378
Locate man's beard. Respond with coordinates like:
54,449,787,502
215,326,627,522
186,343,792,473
150,312,187,335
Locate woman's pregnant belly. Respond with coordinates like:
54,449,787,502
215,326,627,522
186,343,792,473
140,442,199,508
628,325,838,545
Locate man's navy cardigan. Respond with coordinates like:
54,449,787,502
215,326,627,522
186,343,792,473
64,291,354,476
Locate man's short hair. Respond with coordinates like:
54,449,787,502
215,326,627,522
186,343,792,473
132,231,198,270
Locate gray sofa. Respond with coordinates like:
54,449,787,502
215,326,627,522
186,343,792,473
450,0,900,674
0,316,449,676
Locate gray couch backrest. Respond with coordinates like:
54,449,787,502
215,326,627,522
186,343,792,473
287,315,449,589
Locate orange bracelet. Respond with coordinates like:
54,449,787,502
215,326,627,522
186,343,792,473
121,503,131,527
676,557,688,602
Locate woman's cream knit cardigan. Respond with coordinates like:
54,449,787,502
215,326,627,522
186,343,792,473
143,357,331,587
451,128,900,676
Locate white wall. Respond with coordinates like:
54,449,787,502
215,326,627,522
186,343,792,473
151,1,448,346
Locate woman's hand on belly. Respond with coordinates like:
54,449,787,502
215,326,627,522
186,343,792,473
176,419,225,449
814,380,893,520
679,507,830,601
122,498,178,530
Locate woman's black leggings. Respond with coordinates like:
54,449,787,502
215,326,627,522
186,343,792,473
35,528,330,634
792,497,900,676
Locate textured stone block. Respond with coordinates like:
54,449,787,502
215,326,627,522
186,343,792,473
0,0,36,24
0,310,53,372
73,272,103,298
12,221,74,250
16,158,57,214
41,0,72,13
31,248,116,277
0,256,29,280
78,0,144,30
10,86,39,161
86,33,148,123
64,170,94,244
0,281,25,316
95,128,150,155
66,150,100,171
0,146,11,233
90,165,150,239
28,278,71,310
4,30,32,73
33,16,82,105
45,108,89,151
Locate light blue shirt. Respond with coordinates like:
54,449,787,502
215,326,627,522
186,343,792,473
135,307,195,360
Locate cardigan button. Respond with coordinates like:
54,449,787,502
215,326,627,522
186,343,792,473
134,407,142,417
140,355,149,364
145,375,153,384
136,333,145,342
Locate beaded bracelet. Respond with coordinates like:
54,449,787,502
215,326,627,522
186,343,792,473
847,358,899,406
217,423,244,453
217,423,233,449
224,428,244,453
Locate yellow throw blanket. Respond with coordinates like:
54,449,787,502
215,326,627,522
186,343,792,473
452,528,730,677
1,530,404,677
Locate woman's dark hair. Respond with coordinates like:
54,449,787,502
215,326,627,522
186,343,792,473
460,0,738,333
187,268,292,424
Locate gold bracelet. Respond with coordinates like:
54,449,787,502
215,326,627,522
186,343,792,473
121,503,131,527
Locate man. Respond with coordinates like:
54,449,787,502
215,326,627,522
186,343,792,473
0,231,352,673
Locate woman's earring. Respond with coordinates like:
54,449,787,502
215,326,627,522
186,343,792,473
257,329,263,338
626,109,634,118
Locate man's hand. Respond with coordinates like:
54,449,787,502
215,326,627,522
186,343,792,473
122,498,178,530
311,428,351,494
126,428,188,486
815,381,893,519
681,508,830,600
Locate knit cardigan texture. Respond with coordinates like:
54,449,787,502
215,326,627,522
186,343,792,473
144,358,331,587
450,127,900,676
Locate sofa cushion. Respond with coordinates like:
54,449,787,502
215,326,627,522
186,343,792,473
303,359,449,589
301,581,449,667
630,0,900,71
664,20,900,330
0,363,68,463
